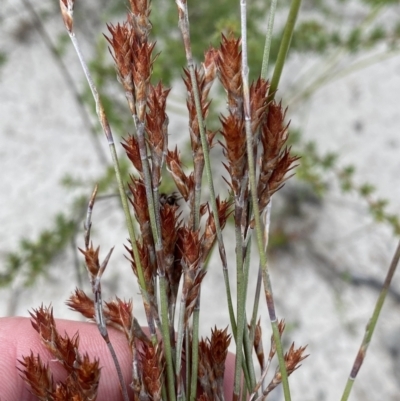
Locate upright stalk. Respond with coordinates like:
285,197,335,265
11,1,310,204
269,0,302,100
240,0,291,400
58,2,151,331
340,238,400,401
261,0,278,80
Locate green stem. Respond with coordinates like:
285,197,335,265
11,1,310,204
240,0,291,399
261,0,278,80
233,207,246,398
67,32,153,335
269,0,302,101
160,276,177,401
189,301,200,401
340,238,400,401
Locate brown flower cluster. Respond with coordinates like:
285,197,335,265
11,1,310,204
20,306,100,401
198,327,231,401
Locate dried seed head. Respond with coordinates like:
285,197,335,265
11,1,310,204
166,148,195,202
258,101,300,211
253,318,265,369
203,47,218,93
216,33,243,116
19,353,53,401
139,342,164,400
131,39,156,119
59,0,74,33
105,22,133,93
122,135,143,174
265,342,308,395
128,0,152,40
66,288,95,320
250,78,270,133
146,82,171,165
209,326,231,390
219,113,246,196
78,243,100,277
28,306,100,400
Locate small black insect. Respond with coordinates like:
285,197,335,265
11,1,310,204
160,192,181,206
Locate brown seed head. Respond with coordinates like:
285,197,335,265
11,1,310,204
219,113,246,196
19,353,53,401
166,148,195,202
104,22,133,93
216,33,243,116
139,342,164,400
122,135,143,175
59,0,74,33
78,243,101,278
66,288,95,320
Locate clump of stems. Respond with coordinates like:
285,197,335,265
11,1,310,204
20,0,400,400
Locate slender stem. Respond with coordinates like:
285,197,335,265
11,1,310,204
240,0,291,399
65,32,153,332
175,1,235,397
189,301,200,401
269,0,302,101
233,206,246,398
340,238,400,401
242,242,257,391
159,275,177,401
261,0,278,80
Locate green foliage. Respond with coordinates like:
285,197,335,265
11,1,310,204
0,212,80,287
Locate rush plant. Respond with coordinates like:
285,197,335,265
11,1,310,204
18,0,400,400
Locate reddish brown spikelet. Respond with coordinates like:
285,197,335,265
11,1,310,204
258,101,300,210
19,352,53,401
66,288,95,320
284,342,309,374
28,306,101,400
183,67,211,156
78,243,100,277
122,135,143,174
265,342,308,395
104,22,133,92
146,82,171,158
216,33,243,116
125,240,155,299
209,326,231,393
29,305,60,356
74,353,101,397
166,148,195,202
139,342,164,400
104,297,133,340
202,47,218,95
198,339,214,399
128,0,152,40
250,78,270,133
219,113,246,196
59,0,74,33
131,38,156,119
161,202,181,273
128,177,150,232
253,318,265,369
178,227,201,269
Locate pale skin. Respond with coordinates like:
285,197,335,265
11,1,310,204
0,317,235,401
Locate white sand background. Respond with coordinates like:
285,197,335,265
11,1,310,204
1,0,400,400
